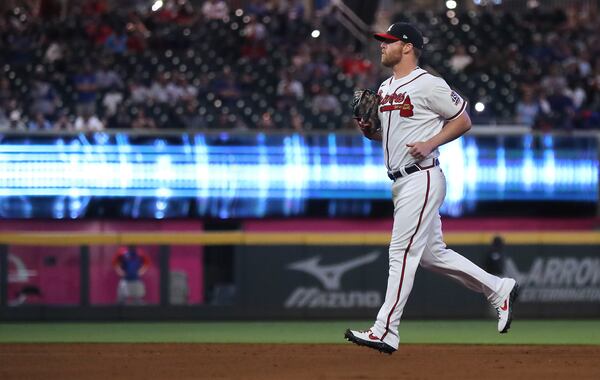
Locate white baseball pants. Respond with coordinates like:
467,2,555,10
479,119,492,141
371,166,508,349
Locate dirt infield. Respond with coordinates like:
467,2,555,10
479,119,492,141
1,344,599,380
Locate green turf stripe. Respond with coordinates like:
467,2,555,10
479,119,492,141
0,321,599,345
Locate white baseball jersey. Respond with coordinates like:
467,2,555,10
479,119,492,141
376,67,467,171
363,67,515,350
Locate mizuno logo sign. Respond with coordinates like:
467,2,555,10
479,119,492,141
287,251,380,290
284,251,382,309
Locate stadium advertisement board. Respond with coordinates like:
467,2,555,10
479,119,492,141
238,245,600,318
504,250,600,304
0,132,597,218
1,220,205,306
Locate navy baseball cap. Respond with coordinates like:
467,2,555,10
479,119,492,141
374,22,424,49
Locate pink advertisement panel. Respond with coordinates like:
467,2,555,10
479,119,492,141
1,220,204,306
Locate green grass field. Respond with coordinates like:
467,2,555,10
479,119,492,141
1,320,600,345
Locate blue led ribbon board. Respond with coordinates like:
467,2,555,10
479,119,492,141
0,132,597,218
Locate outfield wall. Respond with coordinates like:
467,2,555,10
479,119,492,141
236,244,600,319
0,226,599,320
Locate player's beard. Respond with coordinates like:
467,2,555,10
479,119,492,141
381,52,401,68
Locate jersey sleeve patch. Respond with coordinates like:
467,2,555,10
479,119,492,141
450,90,461,105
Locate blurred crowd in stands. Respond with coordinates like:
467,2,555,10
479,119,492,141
491,4,600,130
514,6,600,130
405,2,600,130
0,0,598,132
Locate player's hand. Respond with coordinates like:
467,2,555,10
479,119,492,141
354,118,382,141
406,141,434,160
355,118,374,136
354,118,373,134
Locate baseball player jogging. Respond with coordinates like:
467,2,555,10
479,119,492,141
345,23,519,354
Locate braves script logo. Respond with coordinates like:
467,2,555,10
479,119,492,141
378,91,414,117
285,251,382,308
504,257,600,302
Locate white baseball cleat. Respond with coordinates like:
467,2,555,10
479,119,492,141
344,329,396,354
496,278,519,333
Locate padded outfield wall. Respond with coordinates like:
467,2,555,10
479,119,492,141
0,224,598,320
236,243,600,319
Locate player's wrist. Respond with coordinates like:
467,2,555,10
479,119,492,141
424,140,437,153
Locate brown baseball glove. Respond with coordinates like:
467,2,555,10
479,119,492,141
352,89,381,137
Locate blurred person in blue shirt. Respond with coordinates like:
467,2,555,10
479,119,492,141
27,112,53,130
112,245,150,305
73,63,98,116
